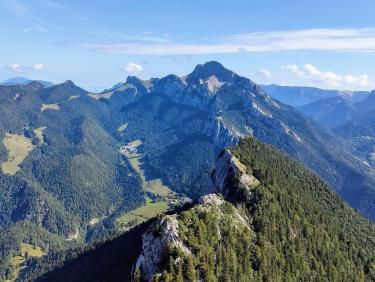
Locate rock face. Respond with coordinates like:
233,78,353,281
212,150,260,202
125,76,153,94
134,215,191,281
133,149,259,281
204,117,243,147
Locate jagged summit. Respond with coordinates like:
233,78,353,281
61,80,76,87
125,76,152,93
48,79,83,92
187,61,237,83
126,76,143,85
51,80,87,92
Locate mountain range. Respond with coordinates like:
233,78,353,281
298,96,359,128
0,77,55,88
261,84,370,108
1,61,375,280
264,85,375,170
294,91,374,128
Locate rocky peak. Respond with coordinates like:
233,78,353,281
133,150,258,281
187,61,236,83
213,150,260,203
125,76,153,94
53,80,87,93
134,215,191,281
185,62,234,94
61,80,76,87
40,80,86,102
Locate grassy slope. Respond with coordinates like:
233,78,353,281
116,140,172,229
1,133,35,175
6,243,45,282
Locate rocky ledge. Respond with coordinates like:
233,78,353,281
133,149,260,281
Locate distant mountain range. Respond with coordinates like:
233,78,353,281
281,89,375,168
261,84,370,107
263,85,375,168
1,77,55,87
1,62,375,280
334,108,375,168
298,96,359,128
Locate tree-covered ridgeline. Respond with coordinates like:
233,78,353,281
148,137,375,282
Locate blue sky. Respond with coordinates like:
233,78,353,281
1,0,375,91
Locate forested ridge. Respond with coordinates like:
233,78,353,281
0,82,145,280
38,137,375,282
146,137,375,281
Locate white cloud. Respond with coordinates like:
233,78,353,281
343,74,369,86
125,62,142,74
6,64,22,73
283,63,370,87
79,28,375,55
5,63,45,73
24,26,48,32
304,64,343,87
258,69,272,78
281,64,304,76
33,63,44,70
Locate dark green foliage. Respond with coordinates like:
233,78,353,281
334,109,375,168
118,93,220,198
154,137,375,281
0,82,145,279
155,202,254,282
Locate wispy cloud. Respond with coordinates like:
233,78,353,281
1,0,86,33
23,26,48,32
258,69,272,79
89,30,173,44
281,64,304,76
125,62,142,74
283,63,369,87
5,63,44,73
33,63,44,70
79,28,375,55
6,64,23,73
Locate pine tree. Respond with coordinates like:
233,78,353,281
133,268,142,282
185,256,196,282
175,261,184,282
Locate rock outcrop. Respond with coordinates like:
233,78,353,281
133,149,260,281
134,215,191,281
204,117,243,147
212,150,260,202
